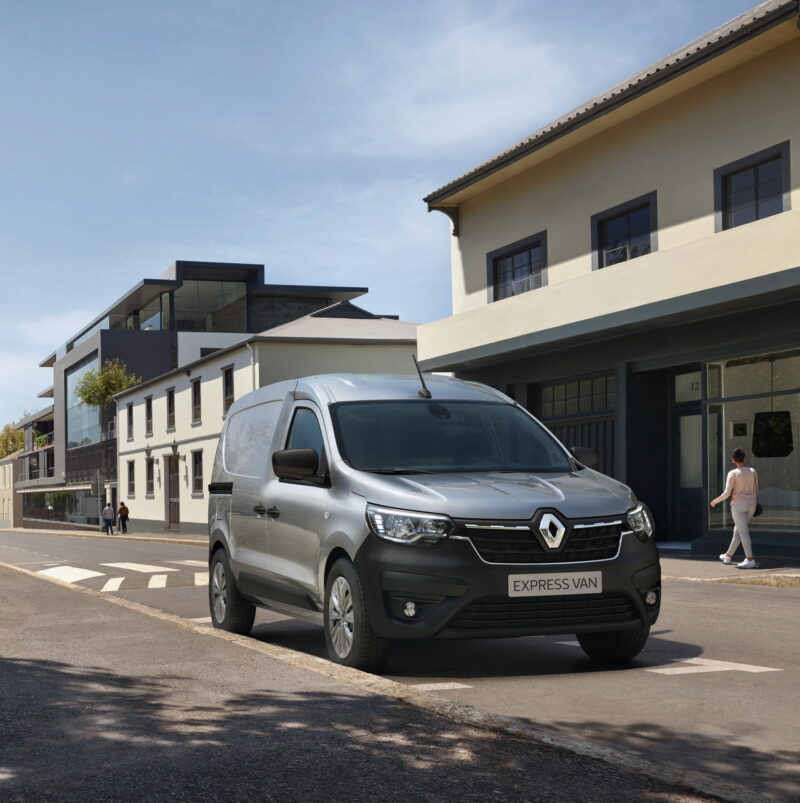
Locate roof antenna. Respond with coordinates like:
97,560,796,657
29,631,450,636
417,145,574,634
412,355,432,399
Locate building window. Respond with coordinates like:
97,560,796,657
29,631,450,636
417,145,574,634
591,192,657,269
65,351,100,449
222,367,234,415
172,280,247,332
192,450,203,494
126,403,133,440
714,141,790,232
127,460,135,497
146,458,154,496
166,388,175,431
486,232,547,302
191,378,202,423
537,375,616,420
144,396,153,436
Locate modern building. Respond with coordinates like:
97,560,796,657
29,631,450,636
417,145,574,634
418,0,800,549
18,260,368,530
114,301,417,533
0,449,22,529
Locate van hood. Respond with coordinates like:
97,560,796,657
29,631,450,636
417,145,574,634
348,468,634,521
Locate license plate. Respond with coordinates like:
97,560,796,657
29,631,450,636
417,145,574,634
508,571,602,597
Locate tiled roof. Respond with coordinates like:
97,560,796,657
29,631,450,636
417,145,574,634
424,0,797,205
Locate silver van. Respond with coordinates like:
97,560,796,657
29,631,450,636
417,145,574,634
208,374,660,672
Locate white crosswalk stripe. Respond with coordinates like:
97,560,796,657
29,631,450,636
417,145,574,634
38,566,105,583
647,658,782,675
101,562,178,573
194,572,208,586
148,574,168,589
168,560,208,568
409,682,472,691
101,577,125,592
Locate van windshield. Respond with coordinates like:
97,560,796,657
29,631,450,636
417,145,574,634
329,400,573,474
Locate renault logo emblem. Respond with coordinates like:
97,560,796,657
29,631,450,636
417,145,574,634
538,513,566,549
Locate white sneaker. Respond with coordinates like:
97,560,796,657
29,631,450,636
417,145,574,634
719,554,732,565
736,559,756,569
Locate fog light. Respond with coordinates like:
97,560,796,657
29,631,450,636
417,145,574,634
403,601,417,618
644,591,658,607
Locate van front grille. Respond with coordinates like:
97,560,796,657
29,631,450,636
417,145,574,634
450,593,636,631
458,521,622,564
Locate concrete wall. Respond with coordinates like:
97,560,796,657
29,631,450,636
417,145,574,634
419,32,800,363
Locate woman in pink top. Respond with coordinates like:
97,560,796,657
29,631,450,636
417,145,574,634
710,447,758,569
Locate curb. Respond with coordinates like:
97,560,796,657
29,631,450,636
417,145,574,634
1,559,755,803
7,528,205,547
663,573,800,589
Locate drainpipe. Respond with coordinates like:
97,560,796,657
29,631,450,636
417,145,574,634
246,341,256,393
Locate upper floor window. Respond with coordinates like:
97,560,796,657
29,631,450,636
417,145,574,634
144,396,153,437
146,458,154,496
166,388,175,430
486,232,547,303
714,141,790,232
126,403,133,440
191,450,203,494
222,367,234,415
127,460,135,497
591,192,657,269
191,378,202,423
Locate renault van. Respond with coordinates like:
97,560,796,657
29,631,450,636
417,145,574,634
208,374,660,672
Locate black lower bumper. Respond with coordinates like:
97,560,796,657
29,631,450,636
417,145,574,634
353,533,661,640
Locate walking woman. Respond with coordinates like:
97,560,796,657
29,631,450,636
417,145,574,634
710,447,758,569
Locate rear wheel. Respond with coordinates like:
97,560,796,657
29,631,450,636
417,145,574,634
324,558,390,673
577,623,650,665
209,549,255,635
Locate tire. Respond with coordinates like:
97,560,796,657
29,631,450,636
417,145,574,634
577,623,650,665
209,549,255,635
324,558,391,673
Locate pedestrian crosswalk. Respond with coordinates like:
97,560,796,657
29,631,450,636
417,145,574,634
36,559,208,592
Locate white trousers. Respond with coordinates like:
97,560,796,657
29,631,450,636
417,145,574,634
727,503,756,557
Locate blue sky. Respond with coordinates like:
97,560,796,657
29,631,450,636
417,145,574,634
0,0,758,425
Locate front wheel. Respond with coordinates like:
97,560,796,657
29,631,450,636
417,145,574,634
324,558,390,673
209,549,255,635
577,623,650,665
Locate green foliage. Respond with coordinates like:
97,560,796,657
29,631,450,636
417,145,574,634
75,359,141,409
0,422,24,458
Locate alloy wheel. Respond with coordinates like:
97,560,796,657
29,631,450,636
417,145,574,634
212,561,227,623
328,576,355,658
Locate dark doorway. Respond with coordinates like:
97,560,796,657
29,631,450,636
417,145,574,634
165,456,180,531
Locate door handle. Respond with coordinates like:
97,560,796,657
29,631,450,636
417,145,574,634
253,504,266,515
266,505,280,519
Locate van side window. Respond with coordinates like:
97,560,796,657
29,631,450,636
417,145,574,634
224,401,282,477
286,408,325,457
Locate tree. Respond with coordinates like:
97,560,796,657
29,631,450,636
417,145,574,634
75,359,141,409
0,422,24,458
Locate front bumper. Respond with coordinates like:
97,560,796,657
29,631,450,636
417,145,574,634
353,531,660,640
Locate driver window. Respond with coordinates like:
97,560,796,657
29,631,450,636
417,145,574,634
286,408,326,459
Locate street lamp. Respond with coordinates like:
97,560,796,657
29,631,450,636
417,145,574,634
170,439,186,462
144,444,153,463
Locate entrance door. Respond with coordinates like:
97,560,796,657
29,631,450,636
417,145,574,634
165,456,180,531
670,407,704,538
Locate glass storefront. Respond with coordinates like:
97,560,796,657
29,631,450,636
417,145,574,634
65,352,100,449
23,490,100,526
706,349,800,533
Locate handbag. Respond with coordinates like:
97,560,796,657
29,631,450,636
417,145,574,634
754,502,763,518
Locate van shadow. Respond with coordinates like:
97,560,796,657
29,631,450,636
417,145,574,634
250,619,702,680
0,655,727,802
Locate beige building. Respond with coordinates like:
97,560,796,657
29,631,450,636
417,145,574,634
115,302,417,533
418,1,800,549
0,450,22,529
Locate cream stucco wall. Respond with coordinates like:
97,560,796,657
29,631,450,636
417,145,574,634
421,32,800,363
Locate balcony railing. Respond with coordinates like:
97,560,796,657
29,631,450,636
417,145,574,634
33,432,54,449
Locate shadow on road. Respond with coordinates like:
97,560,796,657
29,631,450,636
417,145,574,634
0,655,719,802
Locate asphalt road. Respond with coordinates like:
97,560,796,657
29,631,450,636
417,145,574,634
2,529,798,800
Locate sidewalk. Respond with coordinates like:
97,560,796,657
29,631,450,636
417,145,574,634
659,549,800,588
1,565,713,802
7,525,205,546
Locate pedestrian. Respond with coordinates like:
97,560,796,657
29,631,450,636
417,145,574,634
117,501,129,534
102,501,115,535
710,447,758,569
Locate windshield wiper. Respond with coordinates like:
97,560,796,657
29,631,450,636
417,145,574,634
366,468,435,475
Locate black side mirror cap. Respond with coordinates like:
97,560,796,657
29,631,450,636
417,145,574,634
273,448,319,481
570,446,598,471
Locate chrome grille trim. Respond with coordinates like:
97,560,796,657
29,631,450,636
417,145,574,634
573,520,623,529
450,533,625,566
463,523,530,531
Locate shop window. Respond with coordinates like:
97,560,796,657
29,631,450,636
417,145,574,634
752,411,794,458
714,141,790,232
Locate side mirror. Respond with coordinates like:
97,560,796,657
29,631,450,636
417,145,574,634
273,448,319,481
570,446,598,471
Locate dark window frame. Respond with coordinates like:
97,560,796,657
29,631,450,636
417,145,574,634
144,396,153,437
127,460,135,497
222,365,235,416
191,378,202,424
591,191,658,270
126,403,133,441
191,449,203,495
713,141,791,233
165,387,175,431
145,458,154,497
485,231,548,303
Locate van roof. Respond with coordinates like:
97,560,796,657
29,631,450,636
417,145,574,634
298,373,508,404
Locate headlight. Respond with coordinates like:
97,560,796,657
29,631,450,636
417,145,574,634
366,504,454,545
627,504,654,541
